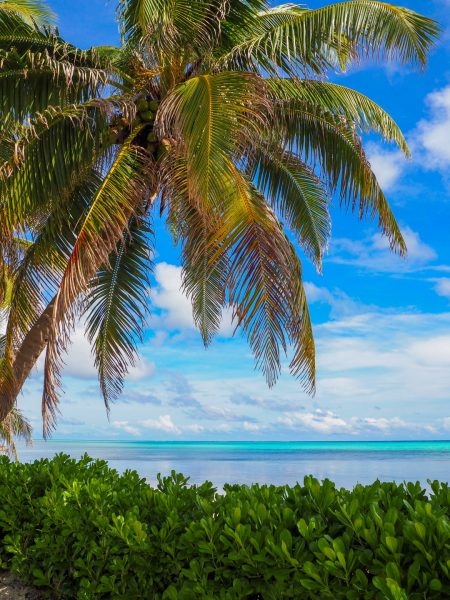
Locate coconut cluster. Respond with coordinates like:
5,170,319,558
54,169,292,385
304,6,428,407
107,97,169,159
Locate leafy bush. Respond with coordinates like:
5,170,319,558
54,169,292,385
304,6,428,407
0,454,449,598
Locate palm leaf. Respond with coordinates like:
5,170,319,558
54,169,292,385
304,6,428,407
278,104,406,254
212,167,315,388
157,71,267,213
0,406,32,460
220,1,439,76
0,46,111,120
266,78,409,155
117,0,222,52
246,144,330,268
0,0,54,26
0,101,111,231
84,215,153,409
180,203,229,345
41,137,153,434
5,171,104,355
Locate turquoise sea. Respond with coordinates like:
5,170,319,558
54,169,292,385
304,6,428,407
16,440,450,489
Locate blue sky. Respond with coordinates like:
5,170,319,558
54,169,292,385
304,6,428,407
18,0,450,441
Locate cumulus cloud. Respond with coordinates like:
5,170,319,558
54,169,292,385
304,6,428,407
329,227,436,272
151,263,195,331
367,144,407,191
278,410,355,435
35,324,156,383
362,84,450,188
151,262,234,336
414,84,450,173
142,414,181,434
112,420,140,436
278,410,425,436
432,278,450,299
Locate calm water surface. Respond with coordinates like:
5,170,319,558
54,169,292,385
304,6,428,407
15,440,450,489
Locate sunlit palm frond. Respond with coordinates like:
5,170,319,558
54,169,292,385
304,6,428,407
267,78,409,155
220,1,439,76
246,144,330,268
117,0,225,54
0,0,54,26
180,203,229,346
212,167,315,388
5,171,103,355
0,102,112,231
0,46,113,121
280,104,406,254
84,215,153,409
157,71,267,213
0,406,32,459
42,138,154,434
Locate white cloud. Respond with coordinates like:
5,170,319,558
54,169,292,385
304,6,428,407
363,84,450,187
151,262,234,336
313,311,450,409
359,417,408,432
433,278,450,299
367,144,407,191
278,410,425,436
279,410,354,434
305,282,374,318
142,414,181,434
414,84,450,172
151,263,195,330
329,227,436,272
184,423,205,433
112,421,140,436
243,421,261,431
34,324,155,382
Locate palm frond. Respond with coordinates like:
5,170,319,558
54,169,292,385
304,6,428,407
157,71,267,214
279,104,406,254
246,144,330,268
267,78,409,155
5,171,103,356
0,101,112,231
41,138,154,434
213,167,315,389
0,406,32,460
84,215,153,410
117,0,224,53
0,46,112,121
180,202,229,345
219,1,439,76
0,0,54,26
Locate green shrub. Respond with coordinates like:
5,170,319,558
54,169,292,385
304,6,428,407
0,454,449,598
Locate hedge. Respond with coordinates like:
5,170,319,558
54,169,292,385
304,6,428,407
0,453,449,598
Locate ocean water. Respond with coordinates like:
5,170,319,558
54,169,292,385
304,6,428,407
14,440,450,489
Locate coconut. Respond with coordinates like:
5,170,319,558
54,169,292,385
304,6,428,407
140,110,155,122
136,98,149,112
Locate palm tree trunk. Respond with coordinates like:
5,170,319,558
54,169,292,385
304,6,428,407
0,297,55,419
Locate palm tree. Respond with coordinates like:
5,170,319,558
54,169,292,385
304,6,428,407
0,406,32,460
0,0,439,435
